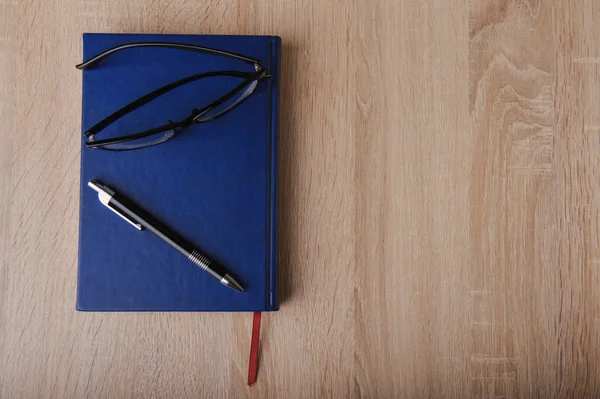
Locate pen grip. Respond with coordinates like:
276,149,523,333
110,193,196,258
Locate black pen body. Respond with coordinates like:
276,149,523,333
108,193,226,282
110,193,194,257
87,179,244,292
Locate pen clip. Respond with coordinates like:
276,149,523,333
89,180,143,231
88,180,143,231
93,191,142,231
104,201,143,231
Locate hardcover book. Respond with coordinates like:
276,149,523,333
76,33,280,311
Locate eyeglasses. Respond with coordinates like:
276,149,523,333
77,42,269,151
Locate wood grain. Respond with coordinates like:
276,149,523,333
1,0,599,397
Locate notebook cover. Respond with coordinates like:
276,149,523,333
77,33,280,311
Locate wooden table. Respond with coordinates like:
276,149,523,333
1,1,599,397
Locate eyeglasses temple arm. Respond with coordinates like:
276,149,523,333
76,42,261,70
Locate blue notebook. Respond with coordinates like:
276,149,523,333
77,33,280,311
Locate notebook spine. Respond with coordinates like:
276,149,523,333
268,37,281,311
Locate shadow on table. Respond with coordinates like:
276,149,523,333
276,41,302,306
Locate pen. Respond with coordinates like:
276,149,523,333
87,180,244,292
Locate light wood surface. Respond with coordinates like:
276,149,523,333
1,1,599,397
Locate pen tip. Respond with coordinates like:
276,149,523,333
223,274,244,292
231,285,244,293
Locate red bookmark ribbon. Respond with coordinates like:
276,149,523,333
247,312,262,386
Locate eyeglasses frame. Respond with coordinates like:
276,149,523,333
77,42,270,151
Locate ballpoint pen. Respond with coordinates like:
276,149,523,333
87,180,244,292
